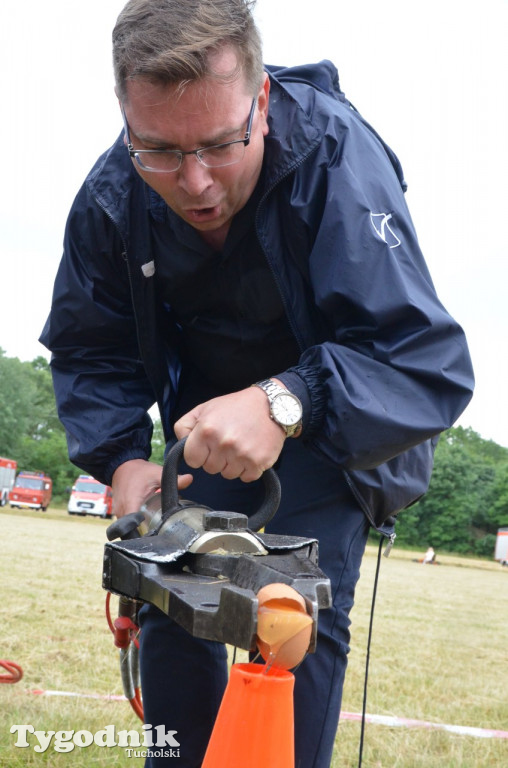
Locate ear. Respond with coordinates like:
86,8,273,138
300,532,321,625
257,72,270,136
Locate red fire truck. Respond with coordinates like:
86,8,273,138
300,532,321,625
9,470,53,511
68,475,113,518
0,457,17,506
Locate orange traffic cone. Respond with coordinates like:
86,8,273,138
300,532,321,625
201,662,295,768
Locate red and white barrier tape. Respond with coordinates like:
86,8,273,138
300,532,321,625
31,689,126,701
26,689,508,739
340,711,508,739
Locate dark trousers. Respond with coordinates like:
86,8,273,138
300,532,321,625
139,439,370,768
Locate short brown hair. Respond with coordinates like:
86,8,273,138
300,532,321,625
113,0,264,101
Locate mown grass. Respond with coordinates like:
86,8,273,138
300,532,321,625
0,505,507,767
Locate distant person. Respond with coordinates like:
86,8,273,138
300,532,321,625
40,1,474,765
423,546,436,564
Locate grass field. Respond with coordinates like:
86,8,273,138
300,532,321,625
0,505,507,767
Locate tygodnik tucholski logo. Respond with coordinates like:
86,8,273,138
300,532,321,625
10,723,180,757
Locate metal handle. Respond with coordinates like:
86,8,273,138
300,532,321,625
161,437,281,532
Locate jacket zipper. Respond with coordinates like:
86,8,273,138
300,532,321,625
91,196,142,349
91,194,161,419
254,146,320,353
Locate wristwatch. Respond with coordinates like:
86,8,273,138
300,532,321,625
254,379,303,438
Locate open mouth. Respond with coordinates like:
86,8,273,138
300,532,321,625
185,205,221,223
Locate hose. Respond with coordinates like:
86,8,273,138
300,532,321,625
0,659,23,684
105,592,144,721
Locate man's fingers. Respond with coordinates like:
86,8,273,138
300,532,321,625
183,431,212,469
174,389,285,481
177,473,194,491
112,459,163,518
174,410,199,439
220,460,267,482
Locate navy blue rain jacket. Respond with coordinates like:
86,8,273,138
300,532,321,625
40,61,474,529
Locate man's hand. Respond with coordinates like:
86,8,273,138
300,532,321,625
173,385,285,482
112,458,192,518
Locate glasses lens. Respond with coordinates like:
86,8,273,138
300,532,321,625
199,141,245,168
134,151,181,173
132,140,246,172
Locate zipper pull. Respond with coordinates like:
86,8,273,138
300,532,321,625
383,532,396,558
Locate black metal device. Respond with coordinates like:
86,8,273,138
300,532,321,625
103,439,331,653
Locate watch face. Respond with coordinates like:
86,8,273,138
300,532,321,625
272,393,302,427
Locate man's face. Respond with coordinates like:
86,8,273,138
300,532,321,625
122,49,269,245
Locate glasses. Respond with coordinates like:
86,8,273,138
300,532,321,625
121,99,256,173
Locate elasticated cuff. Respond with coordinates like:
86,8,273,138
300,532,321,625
102,446,152,487
276,365,326,439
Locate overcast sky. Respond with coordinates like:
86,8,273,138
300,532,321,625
1,0,507,447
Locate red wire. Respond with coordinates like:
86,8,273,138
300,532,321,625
105,592,140,646
3,595,143,726
0,660,23,684
105,592,144,721
130,693,144,721
105,591,116,634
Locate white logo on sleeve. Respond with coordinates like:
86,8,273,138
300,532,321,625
370,212,401,249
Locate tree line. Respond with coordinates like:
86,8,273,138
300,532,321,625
1,350,506,557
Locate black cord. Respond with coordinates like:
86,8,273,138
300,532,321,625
358,535,384,768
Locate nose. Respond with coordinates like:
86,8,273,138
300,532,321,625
177,155,214,197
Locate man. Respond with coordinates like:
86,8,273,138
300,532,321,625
40,1,474,765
